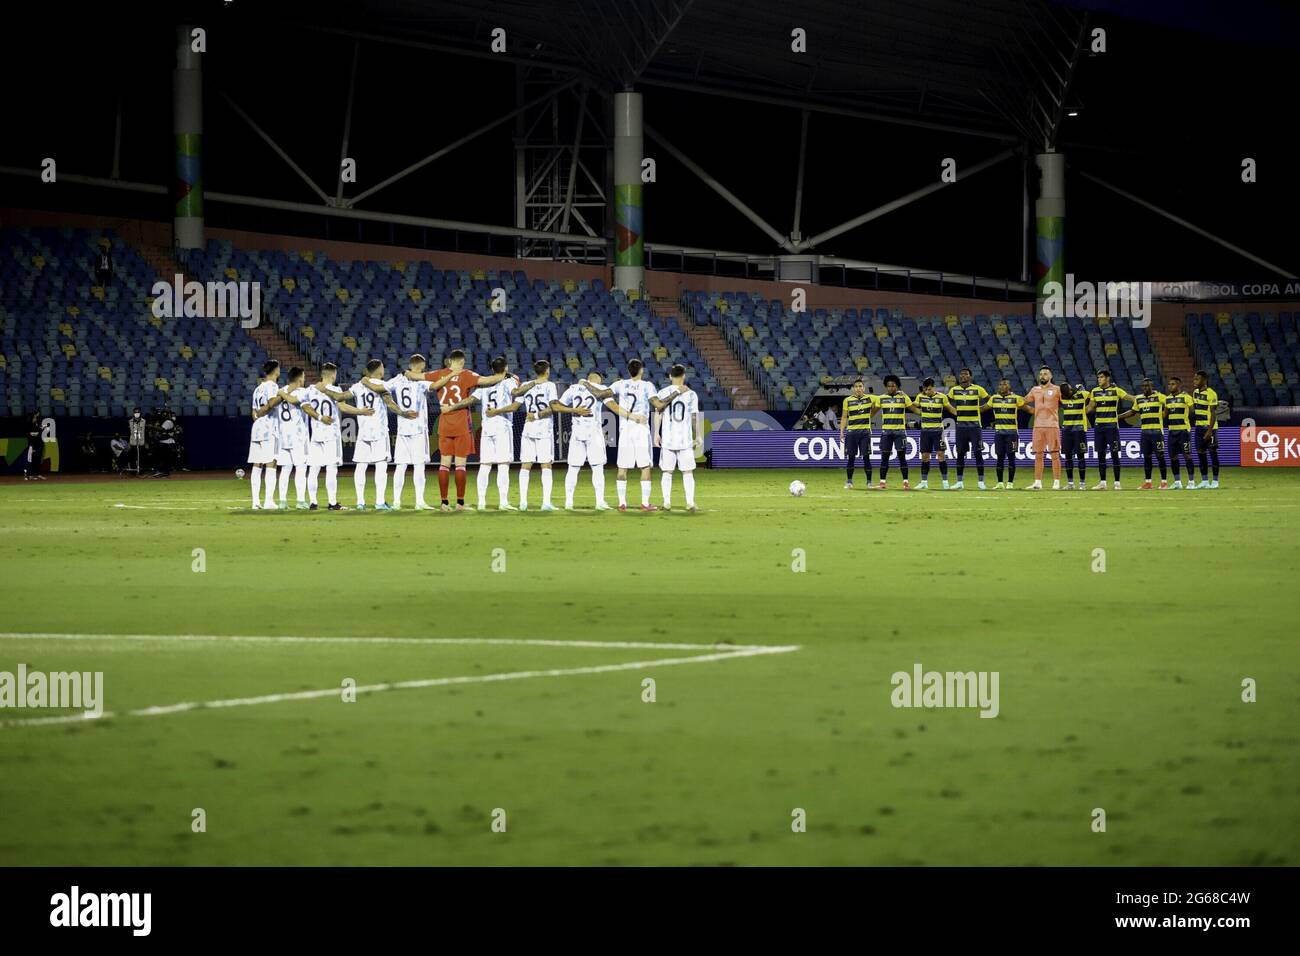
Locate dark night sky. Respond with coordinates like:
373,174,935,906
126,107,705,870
2,1,1296,284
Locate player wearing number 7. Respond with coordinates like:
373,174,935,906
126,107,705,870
583,359,676,512
654,364,702,512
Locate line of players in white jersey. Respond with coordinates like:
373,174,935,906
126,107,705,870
245,355,703,513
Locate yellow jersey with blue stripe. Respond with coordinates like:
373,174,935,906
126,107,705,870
947,383,988,424
914,392,946,429
1192,386,1219,428
1089,385,1130,425
1059,395,1089,430
987,393,1024,431
1164,392,1194,431
876,392,911,431
841,393,877,431
1133,391,1167,430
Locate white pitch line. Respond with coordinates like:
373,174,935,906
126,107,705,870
0,632,780,653
0,643,799,728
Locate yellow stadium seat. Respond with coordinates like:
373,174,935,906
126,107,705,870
741,326,755,340
282,277,296,291
97,237,111,249
50,387,65,401
473,269,487,281
61,343,76,358
653,345,668,360
1096,315,1112,325
58,321,72,335
854,356,869,370
627,289,640,301
997,355,1011,368
1218,362,1232,375
149,315,162,328
875,328,889,340
994,323,1009,336
782,385,797,399
335,288,349,302
91,286,105,301
566,356,581,372
66,306,79,317
225,267,238,280
762,355,776,370
943,375,957,387
0,355,8,370
180,345,194,359
155,377,171,392
1104,342,1119,356
582,326,596,341
393,261,406,273
342,336,357,351
197,388,212,402
1269,371,1284,385
408,288,422,301
551,308,564,320
32,255,45,269
945,315,959,327
1242,342,1256,356
98,366,111,381
300,325,315,340
1217,312,1231,324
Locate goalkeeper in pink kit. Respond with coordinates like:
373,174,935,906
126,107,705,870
1022,365,1063,490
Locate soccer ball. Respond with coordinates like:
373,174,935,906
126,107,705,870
789,479,806,497
235,468,246,479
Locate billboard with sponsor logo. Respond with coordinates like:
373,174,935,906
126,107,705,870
1240,426,1300,466
713,428,1243,468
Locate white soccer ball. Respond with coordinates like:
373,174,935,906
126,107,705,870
789,479,806,497
235,468,246,479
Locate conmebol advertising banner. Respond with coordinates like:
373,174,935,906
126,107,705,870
713,428,1242,468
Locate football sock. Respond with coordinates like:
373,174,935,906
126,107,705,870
374,461,388,506
661,471,673,506
592,466,606,504
278,463,291,502
477,465,492,505
496,463,511,506
307,464,320,505
325,464,338,506
519,467,531,505
354,462,369,507
250,465,263,506
438,465,451,503
616,479,627,506
682,472,696,507
263,465,277,507
640,479,651,506
540,468,553,506
565,466,579,507
392,464,407,506
413,462,427,505
455,466,467,504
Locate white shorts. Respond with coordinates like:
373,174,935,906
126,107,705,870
660,447,696,472
275,444,306,467
479,430,514,465
307,437,343,468
617,427,652,469
521,434,554,465
352,433,392,463
394,433,429,465
247,437,278,464
567,434,607,467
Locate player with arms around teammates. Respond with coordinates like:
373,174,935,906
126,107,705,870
560,371,614,510
583,359,677,511
271,365,311,509
655,363,702,511
247,359,284,509
513,359,595,510
472,357,522,510
349,359,402,510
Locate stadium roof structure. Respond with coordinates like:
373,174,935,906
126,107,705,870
315,0,1089,148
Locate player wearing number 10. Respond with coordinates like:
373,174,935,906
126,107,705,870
655,364,701,511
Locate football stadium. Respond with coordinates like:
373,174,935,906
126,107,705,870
0,0,1297,916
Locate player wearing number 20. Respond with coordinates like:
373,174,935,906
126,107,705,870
655,364,701,512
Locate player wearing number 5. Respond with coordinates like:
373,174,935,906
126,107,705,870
583,359,676,512
655,364,701,512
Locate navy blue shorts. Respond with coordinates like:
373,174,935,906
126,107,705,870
1094,424,1121,454
919,430,944,455
844,430,872,462
955,423,983,457
1140,431,1165,453
880,432,907,460
1168,430,1191,455
993,431,1017,459
1062,428,1086,457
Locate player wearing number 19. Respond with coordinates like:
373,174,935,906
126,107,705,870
349,359,401,510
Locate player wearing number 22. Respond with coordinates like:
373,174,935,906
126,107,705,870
583,359,678,512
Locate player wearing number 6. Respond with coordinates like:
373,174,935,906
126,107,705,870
655,364,701,512
584,359,675,512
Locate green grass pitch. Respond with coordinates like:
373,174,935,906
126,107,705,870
0,467,1297,866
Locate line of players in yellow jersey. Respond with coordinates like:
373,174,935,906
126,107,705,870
838,366,1223,491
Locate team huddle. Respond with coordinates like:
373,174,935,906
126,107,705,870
838,366,1224,491
245,351,703,512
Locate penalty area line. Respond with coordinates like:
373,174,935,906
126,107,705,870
0,643,799,728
